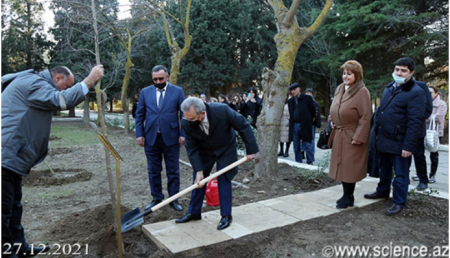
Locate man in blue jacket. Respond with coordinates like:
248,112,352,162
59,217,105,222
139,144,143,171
364,57,426,216
135,65,185,212
175,97,258,230
2,65,104,257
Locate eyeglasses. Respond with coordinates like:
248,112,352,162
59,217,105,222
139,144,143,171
153,77,165,82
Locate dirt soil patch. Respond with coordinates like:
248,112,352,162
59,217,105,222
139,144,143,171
21,121,448,257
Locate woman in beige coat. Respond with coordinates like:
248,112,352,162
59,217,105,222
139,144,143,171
328,60,372,209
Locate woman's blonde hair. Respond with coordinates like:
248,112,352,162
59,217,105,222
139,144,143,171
340,60,364,82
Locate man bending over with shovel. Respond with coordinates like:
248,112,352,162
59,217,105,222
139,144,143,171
176,97,259,230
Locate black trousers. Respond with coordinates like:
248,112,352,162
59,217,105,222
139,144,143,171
413,137,428,184
429,137,442,176
2,167,27,258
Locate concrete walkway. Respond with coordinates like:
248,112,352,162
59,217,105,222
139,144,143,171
277,134,449,199
142,136,448,255
143,180,381,254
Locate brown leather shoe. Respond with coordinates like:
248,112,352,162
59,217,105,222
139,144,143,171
386,204,403,216
364,191,389,199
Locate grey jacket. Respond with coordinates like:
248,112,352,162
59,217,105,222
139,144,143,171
2,69,86,176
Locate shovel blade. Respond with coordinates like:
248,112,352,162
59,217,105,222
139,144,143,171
122,217,144,233
121,207,154,233
122,207,141,223
121,207,144,233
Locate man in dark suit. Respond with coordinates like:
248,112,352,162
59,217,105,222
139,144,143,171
135,65,185,211
305,88,322,162
288,83,316,164
175,97,259,230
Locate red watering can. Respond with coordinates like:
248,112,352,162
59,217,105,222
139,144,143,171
206,178,220,207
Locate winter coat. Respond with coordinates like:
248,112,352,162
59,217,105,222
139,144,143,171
415,81,433,138
426,94,447,137
241,98,262,126
2,70,87,176
288,94,316,142
375,79,426,154
279,103,290,142
313,100,322,128
328,81,372,183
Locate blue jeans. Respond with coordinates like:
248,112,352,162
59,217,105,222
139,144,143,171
293,123,314,164
376,152,412,207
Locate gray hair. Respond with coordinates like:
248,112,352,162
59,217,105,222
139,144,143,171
152,65,169,74
181,97,206,115
50,66,73,80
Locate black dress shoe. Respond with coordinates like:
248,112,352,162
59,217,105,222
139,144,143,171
217,215,232,230
175,213,201,223
144,199,162,210
283,153,289,157
277,152,284,156
364,191,389,199
18,244,50,258
169,200,183,211
386,203,403,216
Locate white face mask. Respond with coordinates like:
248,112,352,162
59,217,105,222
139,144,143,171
392,72,406,85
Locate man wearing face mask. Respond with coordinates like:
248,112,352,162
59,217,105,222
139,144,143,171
135,65,186,212
175,97,258,230
364,57,425,216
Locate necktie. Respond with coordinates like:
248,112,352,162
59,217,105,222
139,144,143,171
158,89,165,110
202,121,209,135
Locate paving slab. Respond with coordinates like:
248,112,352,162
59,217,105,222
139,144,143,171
142,145,448,255
231,202,299,232
143,221,203,253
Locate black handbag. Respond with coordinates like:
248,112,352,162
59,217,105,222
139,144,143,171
317,121,332,149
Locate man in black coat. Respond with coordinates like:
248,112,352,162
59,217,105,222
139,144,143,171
364,57,426,216
288,83,316,164
411,80,433,190
175,97,259,230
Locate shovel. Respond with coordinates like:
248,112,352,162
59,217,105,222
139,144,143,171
121,156,248,233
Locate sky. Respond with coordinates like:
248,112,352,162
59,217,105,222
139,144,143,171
38,0,131,30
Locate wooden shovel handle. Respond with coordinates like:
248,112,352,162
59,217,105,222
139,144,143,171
150,157,247,212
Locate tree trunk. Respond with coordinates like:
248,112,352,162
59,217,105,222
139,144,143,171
169,52,182,85
254,0,332,180
90,1,121,254
121,54,133,134
255,27,302,179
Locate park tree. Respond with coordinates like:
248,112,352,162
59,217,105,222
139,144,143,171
314,0,449,102
254,0,333,179
100,7,154,134
132,0,192,86
177,0,277,96
50,0,122,118
50,0,124,254
1,0,53,75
